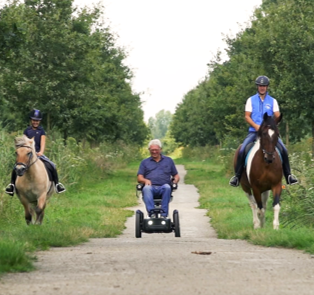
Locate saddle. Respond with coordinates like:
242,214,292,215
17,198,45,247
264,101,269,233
40,159,54,182
244,142,282,166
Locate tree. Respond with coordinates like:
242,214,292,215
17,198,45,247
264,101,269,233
171,0,314,152
170,80,218,147
0,0,149,145
148,110,172,140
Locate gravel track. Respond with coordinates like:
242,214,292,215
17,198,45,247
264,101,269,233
1,165,314,295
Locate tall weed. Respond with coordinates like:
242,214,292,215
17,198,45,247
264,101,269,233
46,136,142,187
181,145,222,163
0,131,20,221
280,151,314,228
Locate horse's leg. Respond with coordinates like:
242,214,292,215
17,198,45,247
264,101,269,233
35,193,47,225
29,206,35,224
252,188,264,229
245,192,261,229
260,191,270,228
19,196,32,225
35,206,45,224
272,184,282,230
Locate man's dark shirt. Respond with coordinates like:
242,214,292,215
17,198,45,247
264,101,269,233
137,154,178,186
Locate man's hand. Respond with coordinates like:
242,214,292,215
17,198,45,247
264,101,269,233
137,174,151,186
144,179,152,186
172,174,180,184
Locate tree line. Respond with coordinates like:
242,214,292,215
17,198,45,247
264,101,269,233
0,0,149,145
170,0,314,155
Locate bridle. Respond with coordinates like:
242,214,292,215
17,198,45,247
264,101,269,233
15,145,39,171
261,125,277,162
262,148,275,159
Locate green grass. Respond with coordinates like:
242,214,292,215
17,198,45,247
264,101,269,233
0,162,139,275
176,158,314,254
0,240,35,273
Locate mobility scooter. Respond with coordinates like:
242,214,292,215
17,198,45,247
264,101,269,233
135,181,180,238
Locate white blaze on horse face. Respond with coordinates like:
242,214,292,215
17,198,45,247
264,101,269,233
268,129,275,138
246,139,260,184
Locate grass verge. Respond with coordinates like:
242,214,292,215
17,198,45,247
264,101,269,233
0,162,139,275
175,158,314,254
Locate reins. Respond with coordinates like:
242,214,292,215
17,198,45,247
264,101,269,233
262,149,275,159
15,145,39,171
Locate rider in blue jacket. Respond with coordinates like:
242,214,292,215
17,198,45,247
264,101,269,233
229,76,298,187
5,109,66,195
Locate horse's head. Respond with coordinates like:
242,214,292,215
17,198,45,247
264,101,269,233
257,113,282,164
14,135,37,176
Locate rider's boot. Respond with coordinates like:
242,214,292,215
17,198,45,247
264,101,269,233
5,170,17,196
5,183,15,196
56,183,66,193
50,164,66,193
229,170,243,187
229,152,245,187
281,148,298,185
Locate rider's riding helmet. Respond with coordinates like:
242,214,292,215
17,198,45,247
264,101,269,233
29,109,42,121
255,76,270,86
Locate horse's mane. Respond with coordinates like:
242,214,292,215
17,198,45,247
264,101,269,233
15,135,33,149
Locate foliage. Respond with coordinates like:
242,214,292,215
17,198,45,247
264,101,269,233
179,145,221,163
170,80,219,147
0,0,149,145
280,149,314,228
161,129,179,155
0,240,35,273
146,109,180,154
148,109,172,140
169,0,314,153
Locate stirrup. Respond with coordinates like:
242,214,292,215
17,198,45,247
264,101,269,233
229,176,239,187
56,183,66,193
5,183,15,196
288,174,298,185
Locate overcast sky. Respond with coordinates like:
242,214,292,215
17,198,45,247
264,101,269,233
76,1,262,121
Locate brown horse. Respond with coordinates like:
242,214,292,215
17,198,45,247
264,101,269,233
234,113,283,229
14,135,54,225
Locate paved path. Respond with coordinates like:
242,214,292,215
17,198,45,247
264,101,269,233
1,165,314,295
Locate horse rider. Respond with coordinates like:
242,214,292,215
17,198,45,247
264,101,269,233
5,109,66,196
229,75,298,187
137,139,180,218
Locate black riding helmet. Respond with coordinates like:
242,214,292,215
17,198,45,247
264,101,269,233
29,109,42,121
255,76,270,86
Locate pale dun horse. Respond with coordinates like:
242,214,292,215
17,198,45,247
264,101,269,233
14,135,54,225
